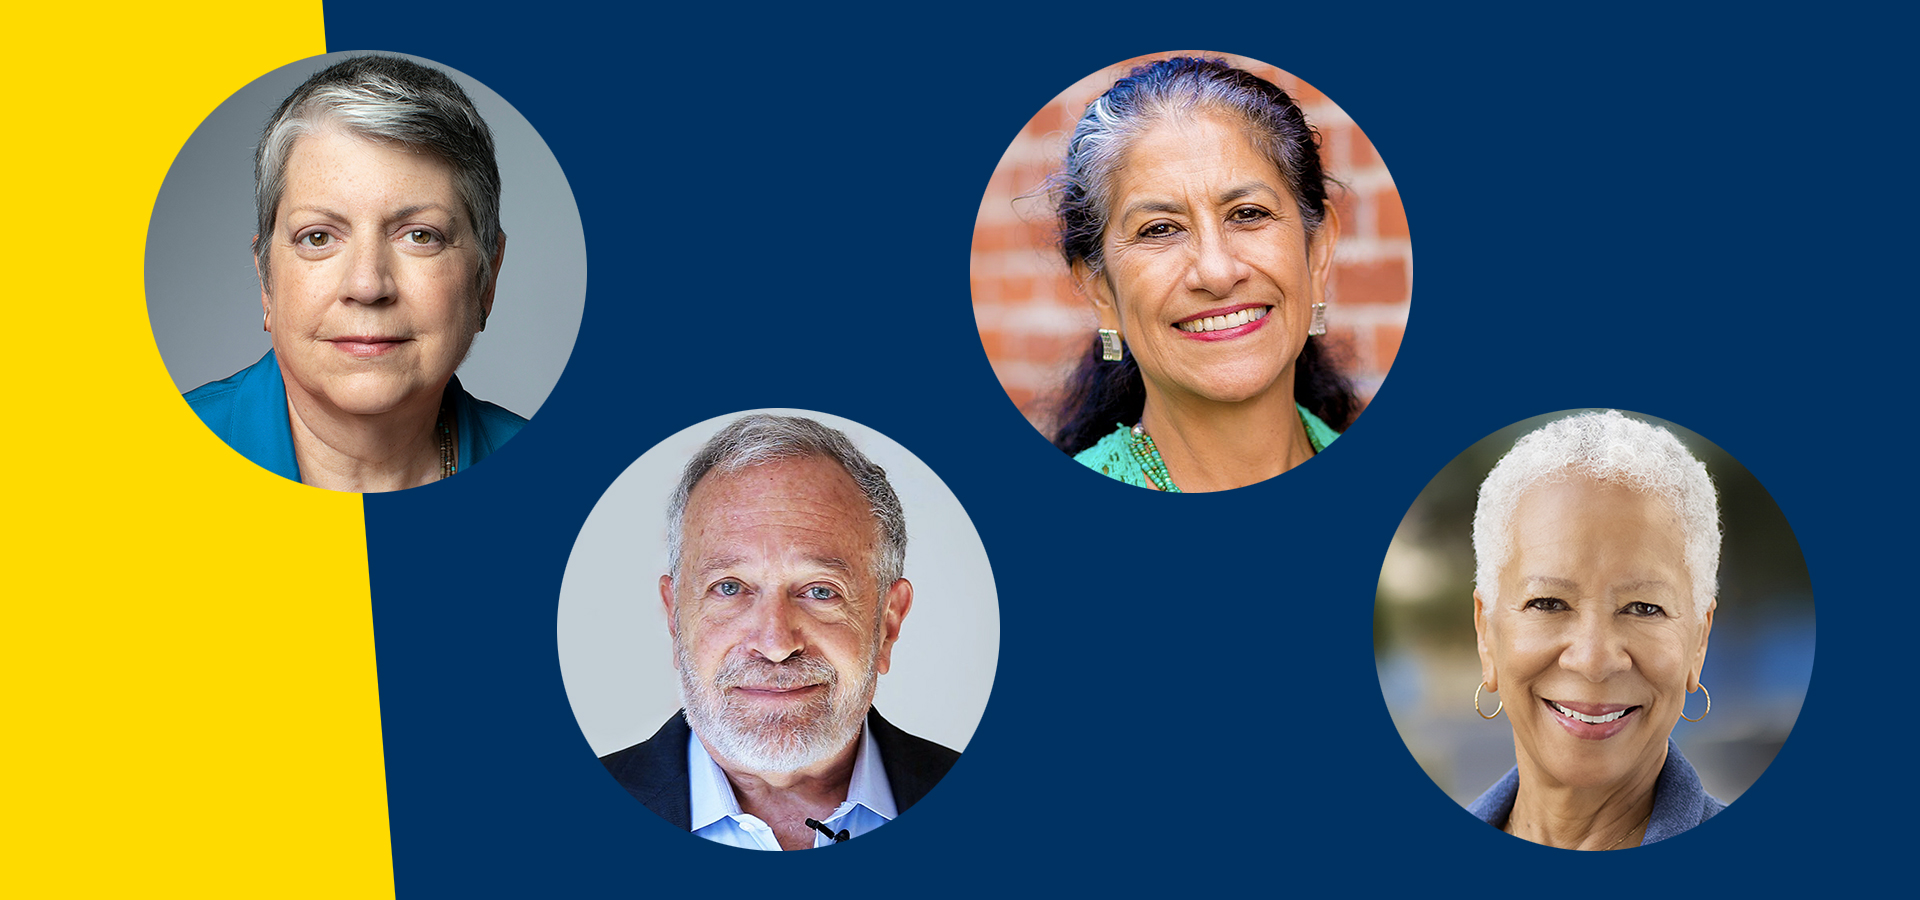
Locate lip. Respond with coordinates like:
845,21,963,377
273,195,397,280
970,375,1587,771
1543,698,1641,741
326,336,411,358
1172,303,1272,343
730,684,824,701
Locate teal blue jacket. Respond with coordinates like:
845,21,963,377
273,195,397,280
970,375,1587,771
184,350,525,484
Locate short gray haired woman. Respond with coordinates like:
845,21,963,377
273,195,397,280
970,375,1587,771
1469,410,1724,848
185,55,523,491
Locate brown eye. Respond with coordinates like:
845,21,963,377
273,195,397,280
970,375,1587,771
1524,597,1570,612
298,232,332,248
1139,222,1178,238
404,229,440,245
1623,602,1665,617
1230,206,1272,222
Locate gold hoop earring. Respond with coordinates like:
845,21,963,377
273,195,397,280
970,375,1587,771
1475,682,1503,719
1680,683,1711,722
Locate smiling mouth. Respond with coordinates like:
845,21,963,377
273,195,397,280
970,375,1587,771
1549,700,1640,724
1175,306,1271,333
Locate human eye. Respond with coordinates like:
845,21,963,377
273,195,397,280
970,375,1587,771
801,585,840,602
1228,205,1273,223
1523,597,1570,612
295,230,334,249
1137,220,1180,239
400,228,444,247
710,580,745,598
1622,601,1666,618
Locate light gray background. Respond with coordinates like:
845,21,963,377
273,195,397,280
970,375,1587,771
559,410,1001,757
145,50,586,419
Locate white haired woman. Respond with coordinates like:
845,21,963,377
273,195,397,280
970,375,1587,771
184,55,522,491
1468,410,1723,848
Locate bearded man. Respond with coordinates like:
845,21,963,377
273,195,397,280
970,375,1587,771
599,415,960,849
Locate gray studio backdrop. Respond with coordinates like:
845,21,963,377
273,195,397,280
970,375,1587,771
1373,409,1815,809
559,410,1001,758
145,50,585,419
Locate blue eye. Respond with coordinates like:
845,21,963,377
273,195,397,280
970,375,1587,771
803,586,838,601
714,581,742,597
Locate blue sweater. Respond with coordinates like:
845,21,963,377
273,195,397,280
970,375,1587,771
1468,739,1726,846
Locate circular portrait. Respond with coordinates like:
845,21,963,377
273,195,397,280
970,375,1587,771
558,410,1000,850
146,51,587,492
970,51,1410,493
1375,410,1815,849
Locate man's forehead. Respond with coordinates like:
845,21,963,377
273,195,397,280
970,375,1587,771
682,456,877,542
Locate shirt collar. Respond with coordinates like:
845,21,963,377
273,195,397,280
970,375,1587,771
685,715,895,833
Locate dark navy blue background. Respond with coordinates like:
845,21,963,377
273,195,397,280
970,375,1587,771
356,4,1906,892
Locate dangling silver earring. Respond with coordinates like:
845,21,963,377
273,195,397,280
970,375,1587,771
1308,301,1327,337
1099,328,1124,362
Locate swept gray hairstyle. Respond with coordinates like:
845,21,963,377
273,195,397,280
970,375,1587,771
667,415,908,591
1472,410,1720,621
1052,57,1333,277
254,55,502,289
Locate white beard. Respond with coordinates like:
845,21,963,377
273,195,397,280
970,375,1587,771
676,640,879,773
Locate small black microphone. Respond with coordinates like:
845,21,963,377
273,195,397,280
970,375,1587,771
804,818,850,843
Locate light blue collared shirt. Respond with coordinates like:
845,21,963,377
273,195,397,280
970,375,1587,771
688,725,897,850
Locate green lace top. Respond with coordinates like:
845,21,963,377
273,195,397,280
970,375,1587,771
1071,404,1340,490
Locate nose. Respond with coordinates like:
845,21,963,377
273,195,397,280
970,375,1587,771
742,595,803,663
1560,610,1631,682
1183,224,1252,297
342,236,397,306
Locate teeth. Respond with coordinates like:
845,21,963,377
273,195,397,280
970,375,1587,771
1553,701,1629,724
1177,306,1270,333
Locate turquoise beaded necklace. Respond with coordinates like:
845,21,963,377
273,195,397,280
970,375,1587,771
1127,411,1327,493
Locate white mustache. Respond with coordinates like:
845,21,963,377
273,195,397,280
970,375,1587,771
713,655,838,692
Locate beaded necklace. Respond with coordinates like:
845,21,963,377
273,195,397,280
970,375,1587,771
436,395,457,480
1127,410,1327,493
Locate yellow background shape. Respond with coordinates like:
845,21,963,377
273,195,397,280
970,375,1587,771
2,5,394,895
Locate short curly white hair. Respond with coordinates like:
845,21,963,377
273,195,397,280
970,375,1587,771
1472,410,1720,621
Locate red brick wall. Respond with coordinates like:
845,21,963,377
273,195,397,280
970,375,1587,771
970,51,1412,434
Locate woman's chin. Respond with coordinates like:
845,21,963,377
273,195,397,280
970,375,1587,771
1154,366,1290,407
307,374,441,419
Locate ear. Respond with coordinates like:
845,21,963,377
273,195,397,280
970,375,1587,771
873,578,914,676
1472,588,1497,692
1071,259,1122,334
1688,598,1715,691
1307,202,1341,304
658,574,680,668
253,236,272,332
478,231,507,328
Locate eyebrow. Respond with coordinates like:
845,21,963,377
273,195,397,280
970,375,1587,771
1119,182,1282,221
285,204,455,225
690,555,856,578
1520,576,1673,594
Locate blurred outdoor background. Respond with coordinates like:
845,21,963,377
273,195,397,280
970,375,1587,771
969,51,1411,438
1374,410,1816,806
